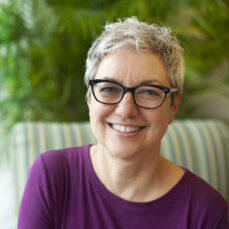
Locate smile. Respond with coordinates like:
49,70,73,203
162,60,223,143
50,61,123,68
109,123,144,133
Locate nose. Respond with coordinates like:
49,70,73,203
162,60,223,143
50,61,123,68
115,92,139,118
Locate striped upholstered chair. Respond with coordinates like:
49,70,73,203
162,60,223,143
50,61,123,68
10,119,229,213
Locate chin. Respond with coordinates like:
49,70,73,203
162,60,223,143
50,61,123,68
105,141,143,160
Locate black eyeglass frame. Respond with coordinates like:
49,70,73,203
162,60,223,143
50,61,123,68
89,79,178,109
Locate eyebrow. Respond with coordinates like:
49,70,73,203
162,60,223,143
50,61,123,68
97,76,163,86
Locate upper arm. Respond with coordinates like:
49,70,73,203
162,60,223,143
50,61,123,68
18,154,54,229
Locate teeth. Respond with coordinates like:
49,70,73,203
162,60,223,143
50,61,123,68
111,124,142,133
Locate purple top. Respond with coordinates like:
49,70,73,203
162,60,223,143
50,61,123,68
18,145,228,229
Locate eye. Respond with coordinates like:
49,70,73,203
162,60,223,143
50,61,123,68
136,86,164,101
99,86,121,94
141,89,159,96
137,88,160,97
95,82,122,97
100,86,119,93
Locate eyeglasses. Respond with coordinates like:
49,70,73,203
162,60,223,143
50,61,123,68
89,79,178,109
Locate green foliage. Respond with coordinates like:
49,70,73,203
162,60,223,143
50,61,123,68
0,0,229,130
0,3,26,43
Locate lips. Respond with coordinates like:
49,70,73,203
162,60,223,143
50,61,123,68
108,123,145,133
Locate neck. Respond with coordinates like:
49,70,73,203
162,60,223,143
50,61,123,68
90,143,173,202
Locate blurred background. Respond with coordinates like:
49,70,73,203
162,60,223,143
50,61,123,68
1,0,229,134
0,0,229,227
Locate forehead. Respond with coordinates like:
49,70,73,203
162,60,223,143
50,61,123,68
95,48,170,86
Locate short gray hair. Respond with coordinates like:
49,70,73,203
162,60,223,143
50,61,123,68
84,17,185,97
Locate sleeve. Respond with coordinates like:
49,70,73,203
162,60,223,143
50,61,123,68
18,154,55,229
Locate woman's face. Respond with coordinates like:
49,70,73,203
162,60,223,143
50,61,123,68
88,48,181,160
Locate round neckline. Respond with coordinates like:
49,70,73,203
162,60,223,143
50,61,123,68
86,144,188,211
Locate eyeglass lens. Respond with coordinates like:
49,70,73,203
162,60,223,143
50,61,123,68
92,81,165,109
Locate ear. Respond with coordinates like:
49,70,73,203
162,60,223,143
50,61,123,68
169,91,183,124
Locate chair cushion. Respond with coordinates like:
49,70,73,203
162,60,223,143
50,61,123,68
10,119,229,211
161,119,229,202
10,121,96,210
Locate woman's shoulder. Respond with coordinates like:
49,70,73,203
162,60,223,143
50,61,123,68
19,145,92,227
30,144,91,183
185,169,226,201
36,144,90,168
41,144,91,159
27,144,92,200
183,169,228,215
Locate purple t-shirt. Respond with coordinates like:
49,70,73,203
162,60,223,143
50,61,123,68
18,145,228,229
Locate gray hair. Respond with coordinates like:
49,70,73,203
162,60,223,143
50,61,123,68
84,17,185,98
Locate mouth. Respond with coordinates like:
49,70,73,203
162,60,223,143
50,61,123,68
108,123,145,133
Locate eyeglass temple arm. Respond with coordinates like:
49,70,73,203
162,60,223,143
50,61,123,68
170,88,178,93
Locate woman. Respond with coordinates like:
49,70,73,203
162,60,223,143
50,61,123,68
18,17,228,229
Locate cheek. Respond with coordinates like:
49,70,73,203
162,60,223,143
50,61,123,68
88,103,102,141
145,109,171,138
88,102,114,145
88,100,112,125
88,97,98,118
